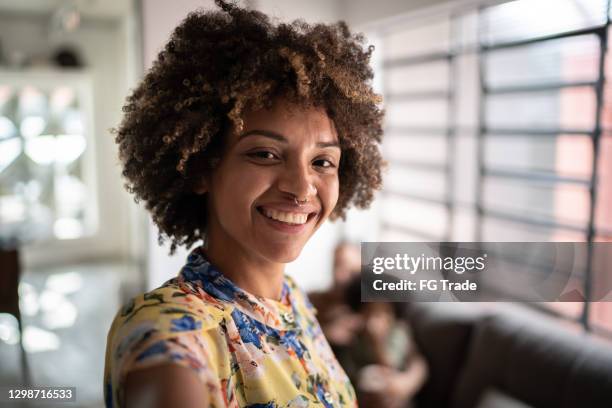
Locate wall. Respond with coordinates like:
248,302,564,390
253,0,340,23
341,0,448,27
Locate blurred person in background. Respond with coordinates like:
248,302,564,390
309,242,363,348
311,243,428,408
341,277,428,408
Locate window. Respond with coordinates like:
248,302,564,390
0,70,98,245
372,0,612,337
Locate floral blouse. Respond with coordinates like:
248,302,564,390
103,245,357,407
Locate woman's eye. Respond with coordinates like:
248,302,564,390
314,159,336,169
248,151,278,160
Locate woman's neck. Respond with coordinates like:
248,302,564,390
204,240,286,300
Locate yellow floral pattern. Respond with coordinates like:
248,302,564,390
104,246,357,407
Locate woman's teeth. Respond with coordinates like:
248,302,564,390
263,208,308,225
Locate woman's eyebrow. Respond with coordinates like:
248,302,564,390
239,129,287,142
239,129,340,149
317,141,340,149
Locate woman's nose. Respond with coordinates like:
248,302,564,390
277,161,317,200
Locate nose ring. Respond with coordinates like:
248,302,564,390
294,195,309,206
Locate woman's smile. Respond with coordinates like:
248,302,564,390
256,203,319,234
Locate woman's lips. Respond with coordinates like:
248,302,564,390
263,208,309,224
256,206,318,234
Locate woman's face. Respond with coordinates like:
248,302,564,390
200,99,341,264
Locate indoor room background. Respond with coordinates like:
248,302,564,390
0,0,611,407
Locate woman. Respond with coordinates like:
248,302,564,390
104,1,384,407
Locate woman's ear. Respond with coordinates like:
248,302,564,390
191,155,219,195
193,178,208,195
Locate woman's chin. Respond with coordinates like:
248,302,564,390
259,243,305,264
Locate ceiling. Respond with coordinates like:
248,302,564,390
0,0,132,20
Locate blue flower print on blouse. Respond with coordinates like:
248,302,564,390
135,340,168,362
170,315,202,332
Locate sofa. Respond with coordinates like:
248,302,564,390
406,302,612,408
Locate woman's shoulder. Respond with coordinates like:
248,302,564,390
107,279,231,349
104,279,232,408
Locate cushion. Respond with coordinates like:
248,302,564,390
476,388,534,408
407,302,484,408
451,305,612,408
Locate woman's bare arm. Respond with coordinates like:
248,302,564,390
123,364,209,408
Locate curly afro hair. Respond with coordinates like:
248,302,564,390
114,0,385,254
